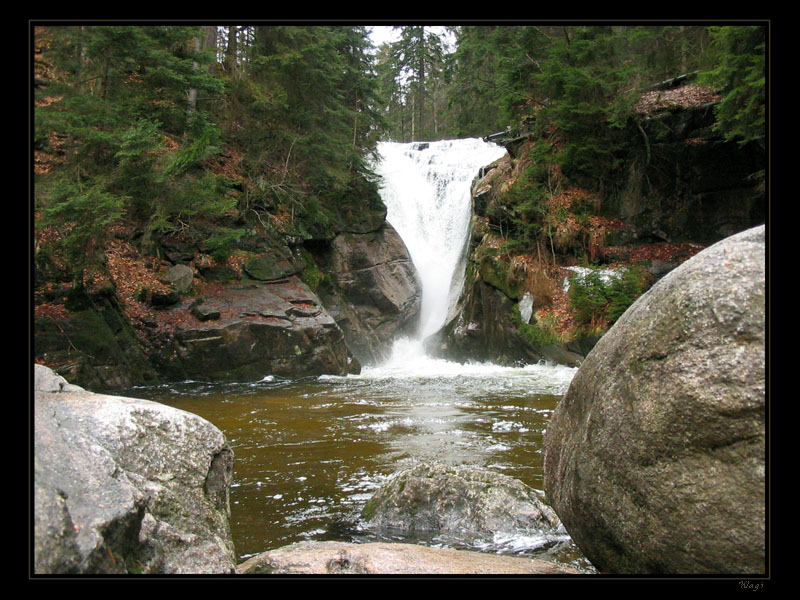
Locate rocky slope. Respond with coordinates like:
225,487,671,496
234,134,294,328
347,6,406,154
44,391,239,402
34,197,420,390
427,83,765,367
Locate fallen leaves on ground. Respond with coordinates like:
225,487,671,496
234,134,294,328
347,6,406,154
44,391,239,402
536,283,577,339
634,84,722,116
603,241,704,265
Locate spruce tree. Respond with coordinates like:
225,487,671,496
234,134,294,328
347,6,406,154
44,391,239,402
699,25,765,145
35,25,228,280
386,26,446,141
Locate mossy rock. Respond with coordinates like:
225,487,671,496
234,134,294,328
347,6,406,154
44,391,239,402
475,250,524,301
160,264,194,295
35,298,157,389
197,263,239,283
361,462,562,542
243,250,305,281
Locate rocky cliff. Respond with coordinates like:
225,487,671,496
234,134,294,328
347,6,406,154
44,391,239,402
427,83,765,368
311,224,421,364
34,190,421,390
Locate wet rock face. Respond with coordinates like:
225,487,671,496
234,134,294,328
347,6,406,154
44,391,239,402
316,223,422,364
172,276,359,381
425,261,543,366
621,104,765,245
543,225,766,574
33,366,237,574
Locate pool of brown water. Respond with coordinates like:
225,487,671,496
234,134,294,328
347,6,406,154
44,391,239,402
121,349,594,572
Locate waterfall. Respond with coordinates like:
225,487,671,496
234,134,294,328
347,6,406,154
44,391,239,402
336,137,576,388
374,138,508,340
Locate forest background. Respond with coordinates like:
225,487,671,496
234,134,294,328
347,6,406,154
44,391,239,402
33,23,765,305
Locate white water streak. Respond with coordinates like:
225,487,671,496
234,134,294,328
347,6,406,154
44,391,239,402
365,139,577,388
375,139,507,338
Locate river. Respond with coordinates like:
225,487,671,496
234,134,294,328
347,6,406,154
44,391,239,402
120,139,594,573
122,351,589,570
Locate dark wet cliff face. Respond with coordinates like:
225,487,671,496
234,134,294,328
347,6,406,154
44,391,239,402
608,102,765,246
429,98,765,369
306,223,422,365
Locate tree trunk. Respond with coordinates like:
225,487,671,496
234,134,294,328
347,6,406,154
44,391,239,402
188,26,219,112
188,37,200,111
203,25,218,74
417,28,426,140
226,26,239,76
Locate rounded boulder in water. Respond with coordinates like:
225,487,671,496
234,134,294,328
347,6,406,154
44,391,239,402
361,462,563,545
543,225,765,574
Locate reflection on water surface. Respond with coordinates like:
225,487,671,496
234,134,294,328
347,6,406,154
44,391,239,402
122,355,594,572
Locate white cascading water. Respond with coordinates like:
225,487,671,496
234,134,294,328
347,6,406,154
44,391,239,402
362,138,506,375
348,137,576,391
376,139,507,334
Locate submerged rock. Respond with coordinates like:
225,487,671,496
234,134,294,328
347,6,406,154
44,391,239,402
34,366,237,574
361,462,563,546
237,541,581,575
543,225,766,574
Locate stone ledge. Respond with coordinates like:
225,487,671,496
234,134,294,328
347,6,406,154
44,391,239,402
237,541,583,575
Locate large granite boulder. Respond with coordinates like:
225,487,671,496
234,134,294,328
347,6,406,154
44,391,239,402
168,276,360,381
543,225,766,574
314,223,422,363
34,365,237,574
361,462,563,547
237,541,582,575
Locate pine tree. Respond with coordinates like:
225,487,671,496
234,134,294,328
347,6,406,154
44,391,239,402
35,25,228,280
699,25,765,145
374,41,409,141
446,26,506,137
221,25,384,237
386,26,446,141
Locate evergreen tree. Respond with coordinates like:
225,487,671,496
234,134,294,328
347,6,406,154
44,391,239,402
332,26,387,164
446,25,507,137
221,25,384,237
374,41,410,141
35,25,228,281
699,25,766,145
385,26,446,141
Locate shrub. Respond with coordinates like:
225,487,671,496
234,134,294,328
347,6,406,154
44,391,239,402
511,304,561,349
567,265,649,330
